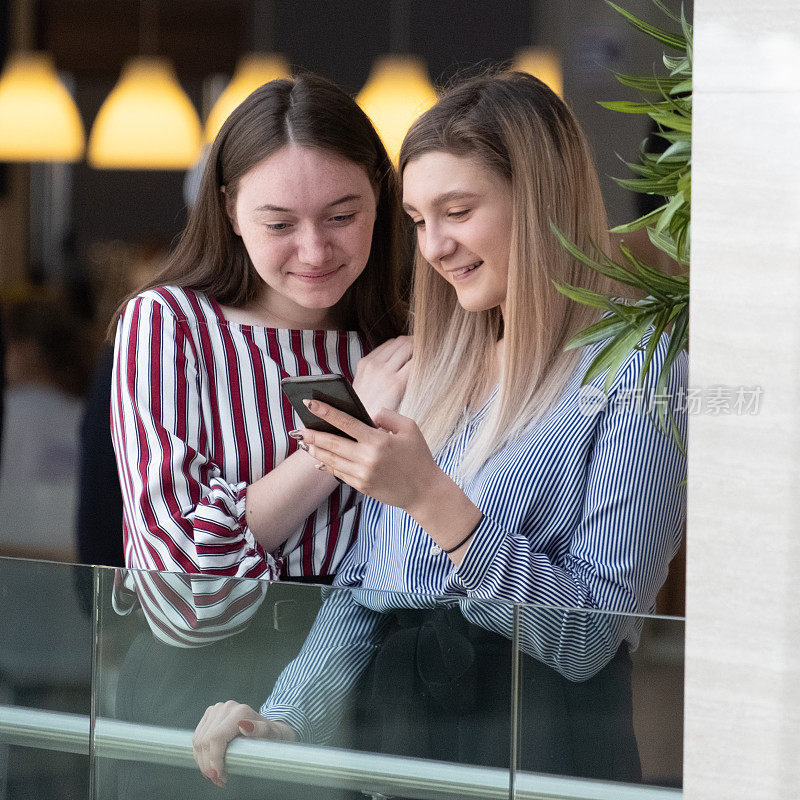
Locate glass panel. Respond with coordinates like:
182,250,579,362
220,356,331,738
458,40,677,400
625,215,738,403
93,566,515,800
0,557,93,799
513,602,684,798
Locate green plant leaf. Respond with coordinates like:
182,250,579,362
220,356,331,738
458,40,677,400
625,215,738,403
613,72,684,93
598,100,661,114
563,315,630,350
657,138,691,162
606,1,688,50
610,205,666,234
650,109,692,133
554,282,612,310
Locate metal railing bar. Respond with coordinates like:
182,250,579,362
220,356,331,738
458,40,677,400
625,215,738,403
0,705,681,800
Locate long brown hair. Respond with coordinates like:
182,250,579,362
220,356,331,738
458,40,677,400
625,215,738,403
110,73,410,346
398,71,613,477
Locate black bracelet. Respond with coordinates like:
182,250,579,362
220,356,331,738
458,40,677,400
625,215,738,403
443,514,484,554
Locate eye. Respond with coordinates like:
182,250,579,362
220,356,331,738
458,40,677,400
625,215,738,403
265,222,291,232
411,219,425,229
330,213,356,224
447,209,470,220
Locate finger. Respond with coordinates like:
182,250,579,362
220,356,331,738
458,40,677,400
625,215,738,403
303,399,376,441
397,359,413,378
305,445,359,480
193,710,215,777
299,428,361,458
385,338,414,371
372,407,414,434
239,717,283,739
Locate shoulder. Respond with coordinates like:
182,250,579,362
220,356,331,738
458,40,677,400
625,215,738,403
121,286,216,328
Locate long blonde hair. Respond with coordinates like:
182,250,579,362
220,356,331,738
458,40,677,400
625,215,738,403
398,71,612,478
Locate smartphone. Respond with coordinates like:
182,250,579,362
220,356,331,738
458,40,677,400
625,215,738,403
280,374,375,441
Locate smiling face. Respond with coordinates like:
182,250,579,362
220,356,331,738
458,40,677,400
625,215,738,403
226,143,378,328
402,151,514,315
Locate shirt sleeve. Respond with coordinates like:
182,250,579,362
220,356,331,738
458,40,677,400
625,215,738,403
454,335,687,679
111,293,279,583
260,498,389,743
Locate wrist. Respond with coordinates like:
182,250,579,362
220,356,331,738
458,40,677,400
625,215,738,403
405,470,481,552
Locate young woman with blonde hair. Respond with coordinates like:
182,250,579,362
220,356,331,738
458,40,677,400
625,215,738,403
193,71,687,789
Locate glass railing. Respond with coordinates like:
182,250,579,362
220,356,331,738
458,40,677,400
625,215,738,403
0,556,683,799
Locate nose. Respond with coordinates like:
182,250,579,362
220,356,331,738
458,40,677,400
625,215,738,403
296,224,333,266
418,222,456,265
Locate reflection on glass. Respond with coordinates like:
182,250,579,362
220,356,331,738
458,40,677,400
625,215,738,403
0,558,684,800
0,558,92,798
515,603,684,789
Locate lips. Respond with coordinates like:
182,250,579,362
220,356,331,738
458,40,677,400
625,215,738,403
291,265,343,283
448,260,483,279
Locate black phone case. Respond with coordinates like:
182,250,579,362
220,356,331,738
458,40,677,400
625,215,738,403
280,375,375,441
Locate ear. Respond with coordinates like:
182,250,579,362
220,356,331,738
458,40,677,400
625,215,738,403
221,186,241,236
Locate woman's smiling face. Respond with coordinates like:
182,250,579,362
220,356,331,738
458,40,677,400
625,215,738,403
402,151,513,315
226,143,377,327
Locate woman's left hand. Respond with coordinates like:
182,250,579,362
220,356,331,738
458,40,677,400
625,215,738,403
299,399,442,514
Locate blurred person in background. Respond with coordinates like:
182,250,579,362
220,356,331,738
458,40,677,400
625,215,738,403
0,296,92,560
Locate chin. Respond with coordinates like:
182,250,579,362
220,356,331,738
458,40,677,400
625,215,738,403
455,294,501,313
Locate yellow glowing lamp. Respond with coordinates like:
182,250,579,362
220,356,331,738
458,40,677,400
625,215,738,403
357,55,438,163
88,56,202,170
513,47,563,98
205,53,290,144
0,52,85,162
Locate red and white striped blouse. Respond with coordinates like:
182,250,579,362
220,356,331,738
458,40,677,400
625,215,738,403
111,286,366,590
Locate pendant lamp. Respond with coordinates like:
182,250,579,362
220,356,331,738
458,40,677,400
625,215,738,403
356,54,437,163
0,52,85,162
513,47,563,98
88,56,202,169
205,53,289,144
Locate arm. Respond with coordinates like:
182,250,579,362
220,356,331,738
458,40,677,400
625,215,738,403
192,505,389,786
455,344,687,678
112,293,279,579
191,590,387,787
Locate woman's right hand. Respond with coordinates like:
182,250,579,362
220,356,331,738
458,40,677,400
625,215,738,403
352,335,413,419
192,701,296,788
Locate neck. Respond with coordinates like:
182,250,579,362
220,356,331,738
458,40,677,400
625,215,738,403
247,288,340,330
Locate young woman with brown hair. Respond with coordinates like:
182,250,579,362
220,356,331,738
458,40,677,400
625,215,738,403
108,74,412,800
111,74,411,606
193,71,687,789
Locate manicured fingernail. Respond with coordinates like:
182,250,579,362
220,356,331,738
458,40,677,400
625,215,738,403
298,442,310,452
209,769,218,782
288,430,303,440
303,398,316,411
239,719,255,733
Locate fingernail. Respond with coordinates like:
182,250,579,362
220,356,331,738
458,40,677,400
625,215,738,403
303,398,316,411
315,463,328,472
287,430,303,440
298,442,310,452
238,720,255,734
209,769,218,782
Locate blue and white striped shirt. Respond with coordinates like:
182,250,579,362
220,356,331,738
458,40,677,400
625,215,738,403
262,334,687,743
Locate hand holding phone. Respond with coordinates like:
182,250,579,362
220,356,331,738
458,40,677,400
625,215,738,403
280,374,375,441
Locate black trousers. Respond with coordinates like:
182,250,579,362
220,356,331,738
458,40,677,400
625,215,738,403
351,607,641,784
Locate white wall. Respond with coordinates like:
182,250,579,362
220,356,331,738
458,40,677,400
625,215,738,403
686,2,800,798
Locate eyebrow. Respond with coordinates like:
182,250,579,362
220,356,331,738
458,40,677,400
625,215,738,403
254,194,364,214
402,190,479,212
